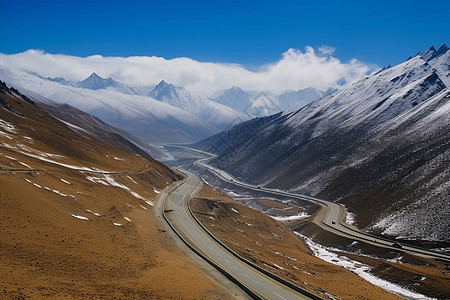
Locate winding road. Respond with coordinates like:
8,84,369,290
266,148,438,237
192,151,450,263
162,171,319,300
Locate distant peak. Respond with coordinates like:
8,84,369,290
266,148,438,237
417,45,444,62
437,43,449,54
85,72,103,80
156,80,172,87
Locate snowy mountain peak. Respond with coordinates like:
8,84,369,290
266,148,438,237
74,72,137,94
418,44,449,62
87,72,101,79
150,80,187,101
155,79,170,88
79,72,114,90
436,43,449,55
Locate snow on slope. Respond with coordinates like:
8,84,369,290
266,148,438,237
195,45,450,241
0,69,217,144
149,80,246,130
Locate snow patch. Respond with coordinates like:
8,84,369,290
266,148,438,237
18,161,31,168
270,213,309,222
113,223,123,226
60,178,71,185
2,154,31,168
0,119,17,133
86,174,148,201
231,207,239,214
0,130,13,139
124,217,131,222
126,175,138,185
295,232,435,299
273,263,284,270
86,209,101,216
71,214,89,221
345,212,356,225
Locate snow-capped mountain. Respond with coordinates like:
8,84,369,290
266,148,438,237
149,80,247,130
77,72,138,95
277,87,336,111
0,69,217,144
35,72,139,95
214,86,253,113
194,44,450,242
213,86,334,117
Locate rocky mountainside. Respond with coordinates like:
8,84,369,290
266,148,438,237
194,45,450,242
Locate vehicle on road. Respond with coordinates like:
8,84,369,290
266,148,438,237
332,220,336,224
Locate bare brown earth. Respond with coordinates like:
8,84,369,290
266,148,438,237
0,86,236,299
191,184,402,299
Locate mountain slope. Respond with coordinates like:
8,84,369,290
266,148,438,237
193,45,450,242
0,81,233,299
149,80,246,130
0,69,217,144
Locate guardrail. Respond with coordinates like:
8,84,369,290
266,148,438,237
187,174,322,300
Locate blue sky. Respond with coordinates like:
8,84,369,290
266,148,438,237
0,0,448,68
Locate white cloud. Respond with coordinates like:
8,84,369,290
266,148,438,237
318,45,336,56
0,47,376,96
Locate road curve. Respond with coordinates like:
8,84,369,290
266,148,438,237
162,170,318,300
186,149,450,263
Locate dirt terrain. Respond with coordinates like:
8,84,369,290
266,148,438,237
0,84,237,299
191,182,450,299
191,184,403,299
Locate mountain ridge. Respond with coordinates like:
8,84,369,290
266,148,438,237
193,44,450,242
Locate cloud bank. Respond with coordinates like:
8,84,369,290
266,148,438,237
0,47,376,96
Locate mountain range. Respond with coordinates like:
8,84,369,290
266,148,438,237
0,69,220,144
149,80,247,130
193,44,450,242
214,86,335,118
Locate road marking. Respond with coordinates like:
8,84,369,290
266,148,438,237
232,265,238,270
273,291,287,300
224,259,229,263
253,279,261,285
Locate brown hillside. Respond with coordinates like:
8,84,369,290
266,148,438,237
0,83,236,299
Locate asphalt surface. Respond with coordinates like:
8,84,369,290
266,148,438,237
192,153,450,263
163,171,315,300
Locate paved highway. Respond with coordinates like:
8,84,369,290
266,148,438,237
163,171,318,300
188,149,450,263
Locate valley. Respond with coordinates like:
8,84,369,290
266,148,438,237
1,43,449,300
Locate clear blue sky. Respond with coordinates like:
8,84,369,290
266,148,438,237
0,0,448,67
